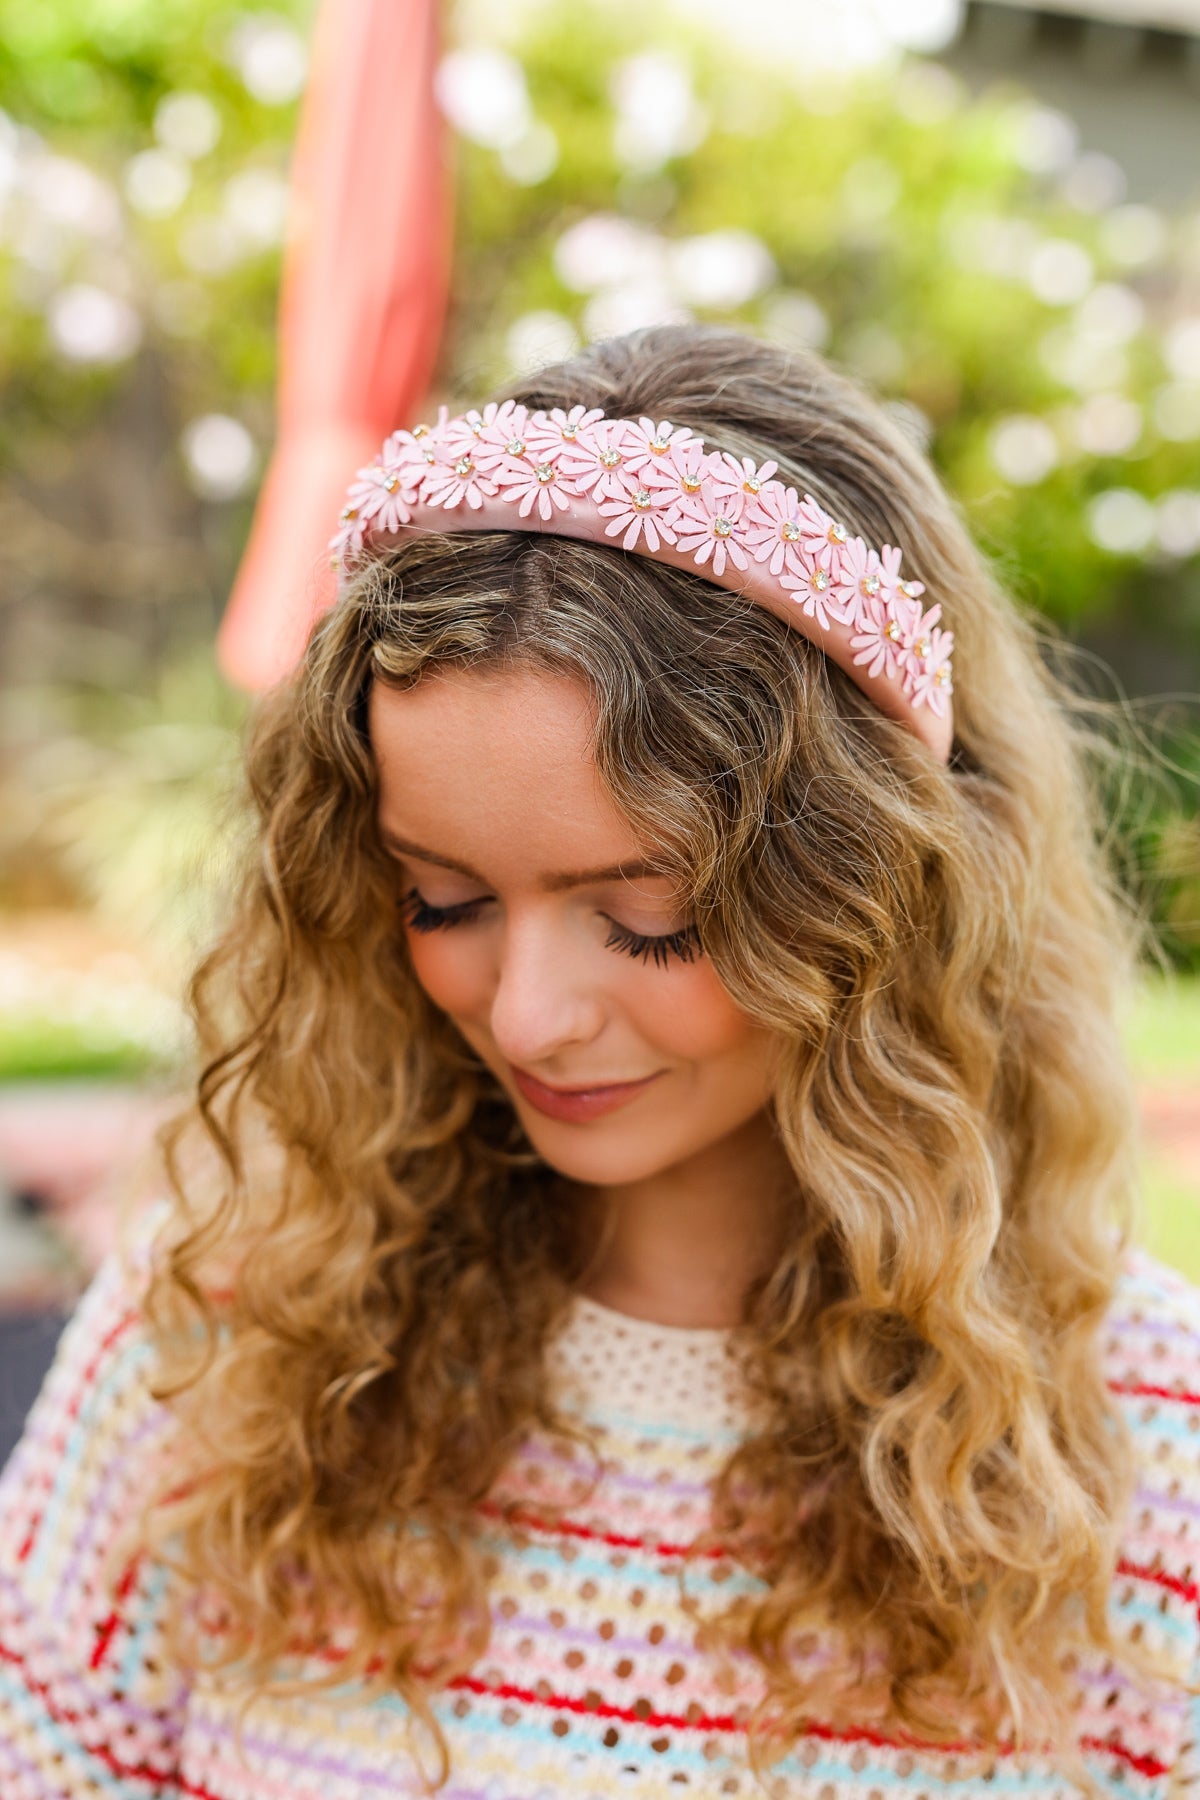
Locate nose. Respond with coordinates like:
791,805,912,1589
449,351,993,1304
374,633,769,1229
488,909,606,1070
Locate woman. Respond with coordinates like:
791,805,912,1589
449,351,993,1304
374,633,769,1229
2,324,1198,1798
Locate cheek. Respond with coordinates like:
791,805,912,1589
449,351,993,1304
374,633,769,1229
403,930,491,1021
623,958,765,1065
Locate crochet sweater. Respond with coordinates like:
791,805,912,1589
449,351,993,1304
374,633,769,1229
2,1238,1198,1799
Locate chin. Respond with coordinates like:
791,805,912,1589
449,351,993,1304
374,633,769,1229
516,1113,688,1188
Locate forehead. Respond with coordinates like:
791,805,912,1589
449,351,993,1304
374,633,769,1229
367,662,643,870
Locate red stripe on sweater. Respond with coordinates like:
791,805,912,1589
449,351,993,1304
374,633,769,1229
447,1669,1170,1775
89,1552,145,1671
1108,1379,1200,1406
480,1504,1200,1617
1115,1554,1200,1610
15,1308,138,1565
0,1632,224,1796
475,1497,725,1560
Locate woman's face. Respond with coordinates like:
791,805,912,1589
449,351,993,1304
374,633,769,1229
368,662,779,1189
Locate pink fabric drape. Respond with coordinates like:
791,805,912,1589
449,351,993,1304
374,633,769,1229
216,0,453,691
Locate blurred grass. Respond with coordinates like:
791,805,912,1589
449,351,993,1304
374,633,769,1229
0,1015,158,1081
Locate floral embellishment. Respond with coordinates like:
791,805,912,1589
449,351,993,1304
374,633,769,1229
742,482,811,579
345,460,416,533
329,403,955,747
716,451,778,498
463,402,531,474
899,605,953,716
850,590,912,682
558,418,634,501
524,404,605,464
781,546,840,631
641,437,712,515
597,479,678,552
799,496,851,561
906,625,954,716
422,452,499,511
830,535,886,628
672,483,751,577
622,416,696,475
492,454,573,521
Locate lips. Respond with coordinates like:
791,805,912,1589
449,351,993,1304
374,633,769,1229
511,1065,663,1123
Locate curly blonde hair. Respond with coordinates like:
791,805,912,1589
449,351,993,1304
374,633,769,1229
128,324,1192,1795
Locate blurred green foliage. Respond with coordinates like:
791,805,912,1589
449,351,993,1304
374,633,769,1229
0,0,1197,970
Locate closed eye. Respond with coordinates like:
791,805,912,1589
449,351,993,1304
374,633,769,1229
601,916,702,968
400,888,491,932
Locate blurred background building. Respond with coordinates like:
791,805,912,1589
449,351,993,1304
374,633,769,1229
1,0,1198,1454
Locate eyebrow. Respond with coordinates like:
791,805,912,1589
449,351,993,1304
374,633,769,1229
379,831,669,894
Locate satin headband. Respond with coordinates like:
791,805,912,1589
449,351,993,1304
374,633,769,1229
331,402,955,763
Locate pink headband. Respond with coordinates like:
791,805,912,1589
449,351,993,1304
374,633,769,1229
331,402,955,763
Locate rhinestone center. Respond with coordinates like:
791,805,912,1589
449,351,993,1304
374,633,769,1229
599,448,622,468
827,522,847,544
861,575,881,597
506,438,526,456
781,521,802,541
681,474,702,493
454,457,474,478
811,568,829,591
649,435,670,453
713,516,733,537
633,488,652,509
884,620,902,641
535,462,555,483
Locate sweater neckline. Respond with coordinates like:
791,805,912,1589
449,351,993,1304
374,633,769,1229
569,1290,735,1345
550,1289,747,1433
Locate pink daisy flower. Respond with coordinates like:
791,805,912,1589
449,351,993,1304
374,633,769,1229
849,593,913,682
492,453,574,521
877,544,903,598
421,450,499,511
343,456,418,537
780,545,841,631
798,494,853,562
449,401,529,473
622,417,696,476
329,513,365,563
742,482,811,579
672,482,751,577
597,478,678,552
558,418,635,501
716,451,779,500
524,405,605,465
641,438,716,519
903,622,955,717
830,534,887,629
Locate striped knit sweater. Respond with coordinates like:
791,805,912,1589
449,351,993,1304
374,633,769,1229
1,1235,1199,1798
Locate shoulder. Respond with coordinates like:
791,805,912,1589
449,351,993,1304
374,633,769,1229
1102,1244,1200,1399
1098,1249,1200,1693
0,1202,191,1788
1100,1244,1200,1516
0,1199,174,1600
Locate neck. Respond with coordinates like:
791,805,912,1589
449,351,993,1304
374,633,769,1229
572,1110,791,1330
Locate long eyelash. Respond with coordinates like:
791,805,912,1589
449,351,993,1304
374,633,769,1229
400,887,487,933
603,918,702,969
